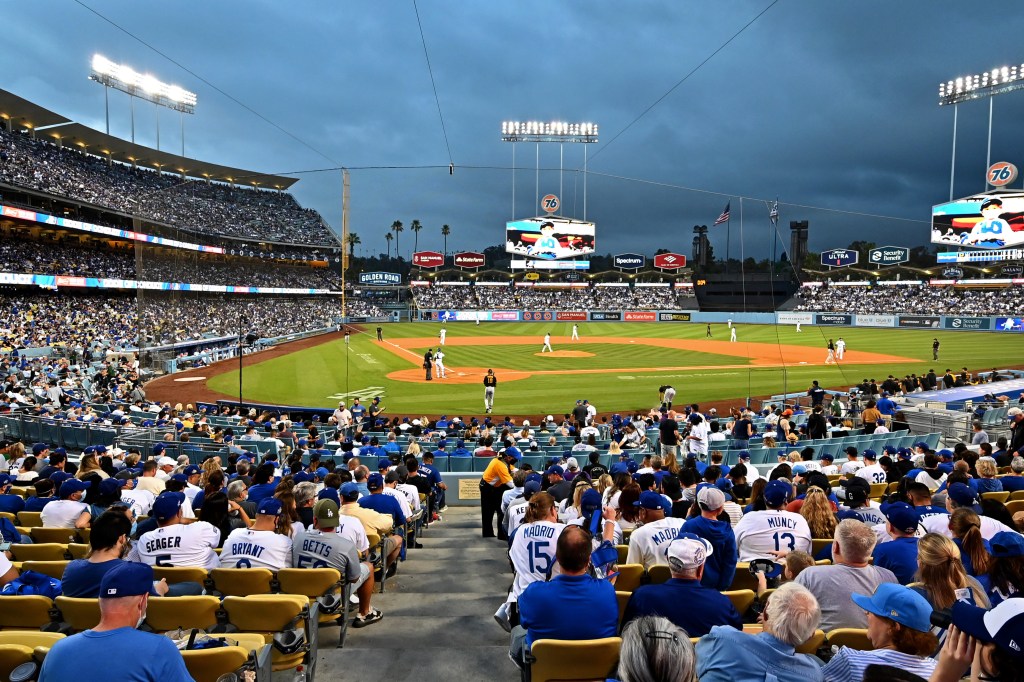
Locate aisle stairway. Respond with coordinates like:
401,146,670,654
313,507,519,682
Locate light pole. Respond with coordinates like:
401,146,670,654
500,121,598,219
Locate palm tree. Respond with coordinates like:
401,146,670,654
390,220,404,260
384,232,393,259
410,219,423,254
345,233,361,262
441,224,451,255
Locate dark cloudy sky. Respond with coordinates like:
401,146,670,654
4,1,1024,260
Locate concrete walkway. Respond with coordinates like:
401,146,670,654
313,507,519,682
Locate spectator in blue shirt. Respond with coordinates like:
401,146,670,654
0,476,24,515
245,463,279,504
510,525,617,669
24,478,57,512
681,487,737,590
623,532,741,636
419,452,447,511
876,392,897,418
696,582,824,682
872,502,921,585
449,439,471,457
358,473,406,527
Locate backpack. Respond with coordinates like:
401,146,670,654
1,570,62,599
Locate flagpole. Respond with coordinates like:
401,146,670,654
726,213,731,274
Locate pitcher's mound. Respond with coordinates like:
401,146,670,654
535,350,595,358
386,367,532,384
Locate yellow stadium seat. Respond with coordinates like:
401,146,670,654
826,628,872,651
10,544,67,562
66,544,89,560
0,596,54,630
615,591,630,626
221,594,314,673
181,646,250,682
614,564,644,593
152,566,208,585
0,631,64,648
812,538,833,557
15,512,42,528
0,513,15,525
729,564,759,592
1009,490,1024,501
277,568,349,648
981,491,1010,503
1005,500,1024,515
78,528,90,544
145,596,222,633
868,483,886,500
646,564,671,585
53,597,101,633
527,637,622,682
29,528,78,545
21,561,68,581
723,589,756,617
796,629,826,655
0,644,34,681
614,544,628,564
209,568,274,597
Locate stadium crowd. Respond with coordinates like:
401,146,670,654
412,284,694,311
0,127,337,245
795,283,1021,316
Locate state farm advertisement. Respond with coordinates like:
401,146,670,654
453,252,485,268
624,311,657,322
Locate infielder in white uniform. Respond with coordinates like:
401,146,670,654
571,324,579,340
128,493,220,569
733,480,811,561
433,349,447,379
218,498,293,570
541,333,553,353
836,337,846,360
438,328,446,345
730,327,737,342
796,322,802,332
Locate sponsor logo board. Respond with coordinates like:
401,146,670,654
357,271,401,286
653,253,686,270
613,253,646,269
590,312,622,321
855,314,896,327
556,312,587,321
522,311,555,321
412,251,444,268
624,311,657,322
453,252,485,268
815,313,853,325
943,316,991,330
1000,264,1024,276
942,266,964,279
987,161,1019,187
898,316,941,328
658,312,691,322
868,246,910,265
490,311,520,321
820,249,859,267
777,312,814,325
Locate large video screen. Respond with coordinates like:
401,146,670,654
506,217,595,260
932,192,1024,248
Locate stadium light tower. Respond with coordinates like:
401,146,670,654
89,54,197,155
501,121,598,220
939,62,1024,199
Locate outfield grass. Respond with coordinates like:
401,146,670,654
205,321,1021,415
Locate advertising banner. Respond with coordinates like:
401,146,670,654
522,311,555,321
820,249,859,267
942,266,964,279
943,316,991,330
590,312,622,321
777,312,814,325
624,311,657,322
855,314,896,327
613,253,645,270
1001,264,1024,276
658,312,691,322
436,310,520,322
816,313,853,325
505,217,595,260
510,260,590,270
357,272,401,286
868,246,910,266
937,249,1024,263
412,251,445,268
653,253,686,270
556,312,587,321
995,317,1024,332
491,311,520,321
932,192,1024,249
453,252,485,268
898,316,941,328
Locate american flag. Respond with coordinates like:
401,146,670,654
713,202,731,225
769,199,779,226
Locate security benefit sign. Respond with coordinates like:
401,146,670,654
820,249,859,268
613,253,645,271
868,246,910,266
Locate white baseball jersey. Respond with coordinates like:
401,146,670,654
218,527,293,570
184,483,202,503
734,510,812,561
509,520,566,601
382,487,412,519
40,500,89,528
819,464,839,476
121,488,156,517
439,329,446,343
921,512,1013,541
840,460,864,475
625,517,686,569
397,483,422,511
130,521,221,569
505,499,528,537
333,514,370,554
664,387,676,403
856,464,887,485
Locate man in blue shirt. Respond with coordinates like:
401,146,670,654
449,439,471,457
39,561,193,682
419,452,447,512
876,392,897,419
697,581,825,682
681,487,737,590
359,473,406,528
510,525,617,669
623,532,741,636
872,502,921,584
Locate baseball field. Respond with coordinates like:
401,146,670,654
145,322,1022,416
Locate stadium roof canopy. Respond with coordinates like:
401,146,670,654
0,89,297,190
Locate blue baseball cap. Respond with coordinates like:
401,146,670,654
609,462,629,475
737,450,751,461
792,464,808,475
257,498,283,516
50,471,72,485
951,596,1024,660
852,583,932,632
580,488,602,513
633,491,665,510
913,441,929,451
183,465,201,476
319,488,342,504
292,471,312,483
882,445,897,455
0,475,11,487
544,465,564,477
937,449,954,460
32,443,49,455
504,447,521,461
881,502,919,535
152,492,186,521
339,482,360,500
367,473,384,490
947,482,978,508
820,453,834,462
862,449,877,461
377,458,391,471
456,439,465,448
170,473,188,484
523,480,542,496
897,448,912,460
525,472,543,484
990,531,1024,558
99,477,123,496
100,561,154,598
53,447,67,456
315,467,330,479
763,480,792,507
59,478,88,498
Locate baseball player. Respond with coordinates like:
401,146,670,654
344,329,350,345
483,369,497,413
434,349,447,379
706,324,712,338
663,385,676,410
128,492,220,569
855,450,887,485
439,327,447,345
729,326,737,342
218,498,293,570
727,318,732,329
571,324,579,341
825,339,836,364
796,321,802,332
733,480,812,561
541,332,553,353
835,337,846,360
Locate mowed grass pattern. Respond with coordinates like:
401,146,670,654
205,321,1023,415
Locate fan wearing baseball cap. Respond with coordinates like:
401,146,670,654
932,597,1024,682
40,478,91,529
128,492,220,569
734,480,812,562
820,583,938,681
39,561,193,682
625,491,686,569
681,487,737,591
218,498,293,570
871,502,921,585
622,533,741,637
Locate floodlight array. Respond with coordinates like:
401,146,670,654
939,63,1024,105
90,54,197,114
501,120,598,143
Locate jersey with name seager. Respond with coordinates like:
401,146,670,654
129,521,221,569
508,520,567,602
626,517,686,569
218,528,293,570
734,510,812,561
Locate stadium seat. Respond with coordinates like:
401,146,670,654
276,568,350,648
614,564,644,593
221,594,316,674
0,644,35,681
152,566,209,585
15,513,42,528
145,596,222,633
10,544,67,562
615,591,630,625
0,596,54,630
66,543,89,560
826,628,872,650
526,637,622,682
1010,490,1024,501
796,629,826,655
53,597,101,632
181,646,250,682
868,483,887,500
1004,500,1024,515
981,491,1010,503
729,564,759,592
723,589,756,618
209,568,274,597
30,528,78,545
21,561,68,580
447,458,474,473
646,564,671,585
811,538,833,557
614,545,628,564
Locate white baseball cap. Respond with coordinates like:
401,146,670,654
697,486,726,510
665,533,713,571
157,456,176,467
565,457,579,471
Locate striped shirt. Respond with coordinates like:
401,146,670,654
821,646,936,682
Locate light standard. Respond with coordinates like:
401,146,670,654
500,121,598,219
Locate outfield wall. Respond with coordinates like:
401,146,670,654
417,309,1020,332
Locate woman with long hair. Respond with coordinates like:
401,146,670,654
618,484,642,531
975,458,1003,494
603,472,631,509
948,507,993,578
75,453,108,480
744,478,768,513
608,440,623,456
507,492,566,602
274,490,304,537
661,449,680,475
199,457,222,489
596,474,614,499
800,487,838,539
986,531,1024,606
198,491,249,548
912,533,989,642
